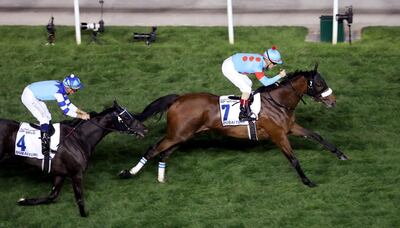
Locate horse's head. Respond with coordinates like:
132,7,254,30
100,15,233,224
306,64,336,108
109,100,147,138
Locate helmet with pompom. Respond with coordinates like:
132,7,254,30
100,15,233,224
63,74,83,90
264,45,283,64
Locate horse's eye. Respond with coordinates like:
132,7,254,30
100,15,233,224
314,79,324,87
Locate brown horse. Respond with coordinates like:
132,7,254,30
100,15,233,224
119,65,347,187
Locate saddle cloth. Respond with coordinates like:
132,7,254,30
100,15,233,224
15,123,60,159
219,93,261,126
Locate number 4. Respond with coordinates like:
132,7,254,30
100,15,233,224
17,135,26,151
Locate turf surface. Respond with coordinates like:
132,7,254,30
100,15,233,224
0,26,399,227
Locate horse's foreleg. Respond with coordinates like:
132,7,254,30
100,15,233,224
270,132,316,187
71,172,87,217
18,175,65,205
290,123,348,160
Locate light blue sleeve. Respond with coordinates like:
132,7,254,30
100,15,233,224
259,75,281,86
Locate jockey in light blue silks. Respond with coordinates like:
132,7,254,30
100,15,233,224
21,74,90,152
222,46,287,121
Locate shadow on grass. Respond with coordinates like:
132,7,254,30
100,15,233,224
0,157,53,185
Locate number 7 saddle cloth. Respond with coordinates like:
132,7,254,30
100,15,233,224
219,93,261,126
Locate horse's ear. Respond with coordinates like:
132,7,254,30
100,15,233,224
313,62,319,72
113,100,119,108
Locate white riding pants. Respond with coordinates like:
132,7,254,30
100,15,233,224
222,57,252,94
21,87,52,125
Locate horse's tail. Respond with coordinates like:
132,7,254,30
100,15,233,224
134,94,180,122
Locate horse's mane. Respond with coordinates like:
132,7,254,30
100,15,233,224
254,70,313,94
59,107,116,127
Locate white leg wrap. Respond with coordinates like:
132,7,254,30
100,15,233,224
158,162,166,183
129,157,147,175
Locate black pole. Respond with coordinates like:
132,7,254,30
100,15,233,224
348,24,352,45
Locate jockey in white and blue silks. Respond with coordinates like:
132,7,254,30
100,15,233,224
21,74,90,150
222,46,287,121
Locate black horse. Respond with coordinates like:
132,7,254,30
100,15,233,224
0,101,146,217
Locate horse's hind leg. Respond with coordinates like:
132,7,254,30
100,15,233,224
119,136,182,182
18,175,65,205
119,138,166,178
290,123,348,160
156,144,180,183
269,132,316,187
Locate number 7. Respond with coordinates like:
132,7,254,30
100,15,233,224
221,104,230,121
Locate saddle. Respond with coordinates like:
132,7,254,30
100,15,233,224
227,93,255,105
29,123,56,137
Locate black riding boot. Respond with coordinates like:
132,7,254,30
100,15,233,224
40,124,51,173
41,131,50,154
239,99,254,121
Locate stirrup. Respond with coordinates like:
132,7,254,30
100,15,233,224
239,116,256,121
239,112,256,121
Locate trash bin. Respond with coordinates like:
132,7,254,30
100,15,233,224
320,15,345,42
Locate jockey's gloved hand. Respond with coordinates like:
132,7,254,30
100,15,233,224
77,109,90,120
279,69,286,78
78,113,90,120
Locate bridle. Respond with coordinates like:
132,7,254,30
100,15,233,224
56,107,139,163
265,71,332,110
59,107,139,147
112,108,139,134
306,72,333,101
88,108,139,134
265,74,308,111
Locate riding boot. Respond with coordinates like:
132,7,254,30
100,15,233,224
40,124,51,173
239,99,254,121
41,131,50,154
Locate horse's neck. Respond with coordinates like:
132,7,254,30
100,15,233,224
290,76,308,97
264,76,308,110
75,115,113,154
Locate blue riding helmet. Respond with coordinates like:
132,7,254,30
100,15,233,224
264,46,283,64
63,74,83,90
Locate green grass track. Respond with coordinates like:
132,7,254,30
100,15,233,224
0,26,399,227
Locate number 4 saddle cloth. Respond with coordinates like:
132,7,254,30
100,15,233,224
15,123,61,159
219,93,261,126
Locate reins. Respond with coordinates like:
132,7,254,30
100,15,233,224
57,119,84,148
57,110,134,148
289,81,307,105
266,91,295,111
264,76,308,111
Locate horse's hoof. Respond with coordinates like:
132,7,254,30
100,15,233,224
339,154,348,160
118,170,133,179
17,198,27,205
307,182,317,188
80,211,88,217
158,178,166,183
303,180,317,188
